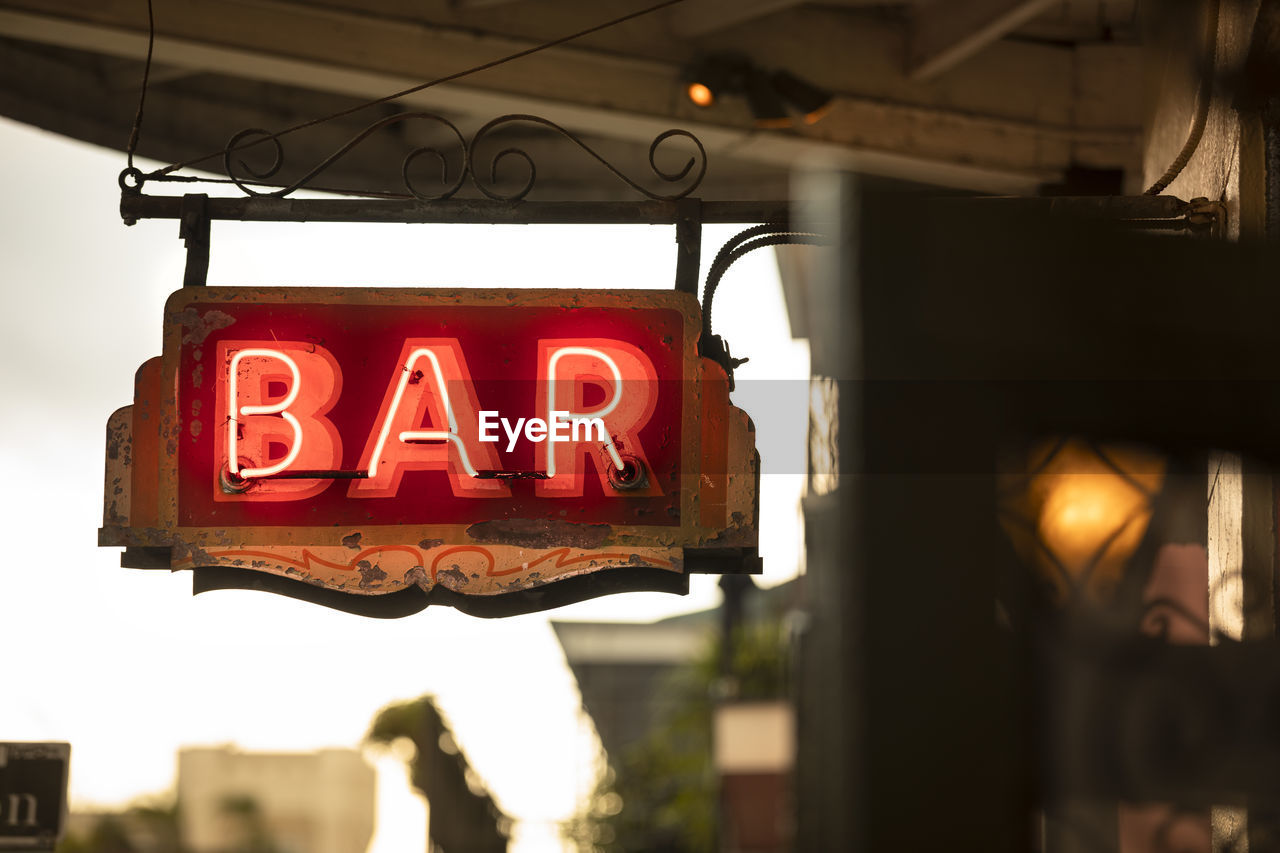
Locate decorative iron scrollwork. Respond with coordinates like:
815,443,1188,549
468,114,706,201
214,111,705,201
224,113,469,200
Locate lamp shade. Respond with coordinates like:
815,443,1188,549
998,438,1166,603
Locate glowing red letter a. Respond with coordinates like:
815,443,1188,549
351,339,507,498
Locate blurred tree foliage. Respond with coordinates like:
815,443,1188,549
563,617,790,853
366,695,509,853
365,695,440,795
55,797,184,853
57,814,139,853
55,792,285,853
366,695,437,746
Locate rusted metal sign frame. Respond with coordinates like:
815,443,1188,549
101,284,760,617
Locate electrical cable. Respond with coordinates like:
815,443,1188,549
701,224,828,343
701,223,787,340
697,224,828,388
139,0,690,180
1144,0,1221,196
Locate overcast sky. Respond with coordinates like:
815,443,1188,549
0,115,808,852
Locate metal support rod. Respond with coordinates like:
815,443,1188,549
123,193,790,226
942,194,1195,221
127,193,1199,229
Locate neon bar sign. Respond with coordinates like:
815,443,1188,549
100,287,758,610
214,337,660,504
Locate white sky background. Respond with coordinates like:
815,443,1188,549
0,116,808,852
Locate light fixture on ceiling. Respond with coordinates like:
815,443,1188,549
683,54,833,128
687,81,715,108
683,54,744,111
769,69,835,125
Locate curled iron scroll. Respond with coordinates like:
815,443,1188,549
217,112,706,200
468,114,707,201
224,113,469,200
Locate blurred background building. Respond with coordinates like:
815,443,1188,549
556,580,799,851
59,746,376,853
176,747,375,853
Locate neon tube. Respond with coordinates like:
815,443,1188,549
368,348,481,478
546,347,626,476
227,349,305,478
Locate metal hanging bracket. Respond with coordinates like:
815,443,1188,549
674,197,703,294
179,193,211,288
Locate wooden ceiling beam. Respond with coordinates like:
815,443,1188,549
910,0,1060,80
667,0,803,39
0,0,1141,192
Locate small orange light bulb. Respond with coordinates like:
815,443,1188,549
687,82,714,108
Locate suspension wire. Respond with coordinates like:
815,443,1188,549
142,0,689,180
125,0,155,171
1144,0,1221,195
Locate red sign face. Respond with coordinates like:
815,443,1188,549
184,301,682,526
101,288,758,606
